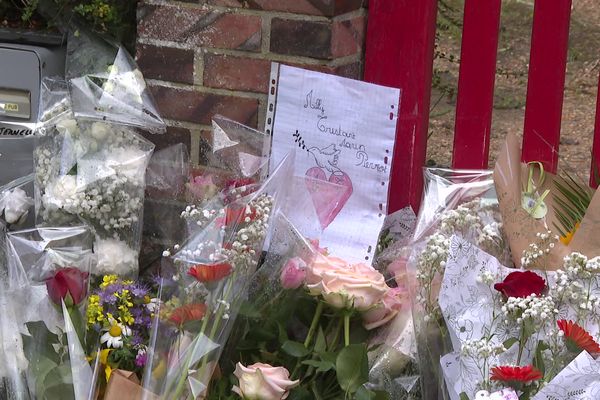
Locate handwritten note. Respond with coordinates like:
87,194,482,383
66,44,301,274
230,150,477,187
267,64,401,263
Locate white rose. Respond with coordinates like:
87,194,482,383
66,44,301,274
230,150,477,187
104,147,149,184
233,363,299,400
95,238,138,276
1,187,34,224
90,122,111,141
56,118,78,135
42,175,78,210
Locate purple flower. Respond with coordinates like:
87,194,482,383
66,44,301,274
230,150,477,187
135,350,147,367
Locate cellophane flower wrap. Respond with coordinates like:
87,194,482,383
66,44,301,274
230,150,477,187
205,194,418,399
182,116,270,218
34,114,154,277
3,226,95,400
140,153,294,399
0,174,35,230
406,168,511,400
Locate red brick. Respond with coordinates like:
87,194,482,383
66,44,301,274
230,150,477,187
136,44,194,84
203,54,271,93
149,84,259,127
332,15,366,58
142,125,192,151
205,0,364,17
138,3,261,51
270,18,332,59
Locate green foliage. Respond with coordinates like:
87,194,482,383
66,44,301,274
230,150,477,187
553,173,593,238
1,0,138,49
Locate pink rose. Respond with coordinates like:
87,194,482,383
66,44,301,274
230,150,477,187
362,286,407,330
280,257,307,289
232,362,299,400
306,255,388,311
187,174,217,200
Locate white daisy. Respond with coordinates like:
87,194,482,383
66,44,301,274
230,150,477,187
100,320,132,349
145,297,160,313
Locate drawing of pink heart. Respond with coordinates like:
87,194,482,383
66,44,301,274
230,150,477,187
305,167,353,229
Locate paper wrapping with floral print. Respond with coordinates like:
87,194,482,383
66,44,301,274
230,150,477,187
494,132,600,270
102,369,159,400
439,235,600,400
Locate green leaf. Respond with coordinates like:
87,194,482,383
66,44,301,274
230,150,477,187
534,340,549,375
502,337,519,350
281,341,310,358
314,327,327,353
459,393,471,400
336,344,369,394
318,351,338,365
278,322,288,345
355,386,390,400
302,359,335,373
25,321,59,344
288,386,313,400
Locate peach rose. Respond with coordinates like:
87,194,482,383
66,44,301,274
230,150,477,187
306,255,388,311
232,362,299,400
362,286,407,330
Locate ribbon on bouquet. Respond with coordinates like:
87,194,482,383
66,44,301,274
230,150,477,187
521,161,550,219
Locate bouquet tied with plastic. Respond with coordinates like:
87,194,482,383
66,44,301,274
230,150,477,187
406,168,511,400
2,226,95,400
139,153,294,399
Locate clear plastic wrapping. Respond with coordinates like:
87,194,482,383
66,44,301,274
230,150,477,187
65,28,165,134
34,114,154,277
140,154,294,399
407,168,510,400
4,226,95,400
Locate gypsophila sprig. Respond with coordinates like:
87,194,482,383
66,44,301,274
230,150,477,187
501,294,557,325
521,231,559,269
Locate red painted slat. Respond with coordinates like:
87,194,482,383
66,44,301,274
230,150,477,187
364,0,438,213
521,0,572,173
591,72,600,188
452,0,502,169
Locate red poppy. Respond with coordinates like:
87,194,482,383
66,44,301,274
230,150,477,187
490,365,542,384
188,263,232,283
494,271,546,298
168,303,207,326
557,319,600,354
225,205,257,226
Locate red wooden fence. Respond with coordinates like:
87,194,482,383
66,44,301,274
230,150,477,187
365,0,600,212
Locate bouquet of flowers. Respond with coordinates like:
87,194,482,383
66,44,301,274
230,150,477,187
34,116,155,277
202,201,419,400
3,226,95,400
406,168,511,399
85,274,161,399
140,154,294,399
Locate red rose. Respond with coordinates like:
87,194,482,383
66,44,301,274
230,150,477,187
188,263,232,283
490,365,542,384
45,267,89,307
169,303,207,326
494,271,546,298
225,205,257,227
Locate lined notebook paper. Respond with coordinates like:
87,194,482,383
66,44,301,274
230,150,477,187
267,64,401,264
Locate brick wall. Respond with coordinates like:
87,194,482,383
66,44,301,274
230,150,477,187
136,0,367,164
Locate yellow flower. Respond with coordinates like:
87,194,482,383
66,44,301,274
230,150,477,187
100,275,118,288
86,295,104,326
560,222,580,245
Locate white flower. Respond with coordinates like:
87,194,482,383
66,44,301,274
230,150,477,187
100,320,132,349
56,118,78,135
95,238,138,276
42,175,78,210
104,147,148,184
1,187,33,224
90,122,111,141
145,297,160,313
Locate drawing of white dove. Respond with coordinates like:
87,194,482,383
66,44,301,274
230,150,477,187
308,144,341,173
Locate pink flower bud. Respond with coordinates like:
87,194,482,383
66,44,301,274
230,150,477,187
280,257,307,289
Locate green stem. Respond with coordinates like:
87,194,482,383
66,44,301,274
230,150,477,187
517,321,526,365
329,318,343,352
343,313,350,347
304,301,324,348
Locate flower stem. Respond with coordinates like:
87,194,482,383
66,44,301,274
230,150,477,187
343,313,350,347
304,301,324,348
329,318,343,352
517,321,526,365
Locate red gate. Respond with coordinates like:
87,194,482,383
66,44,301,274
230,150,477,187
365,0,600,213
